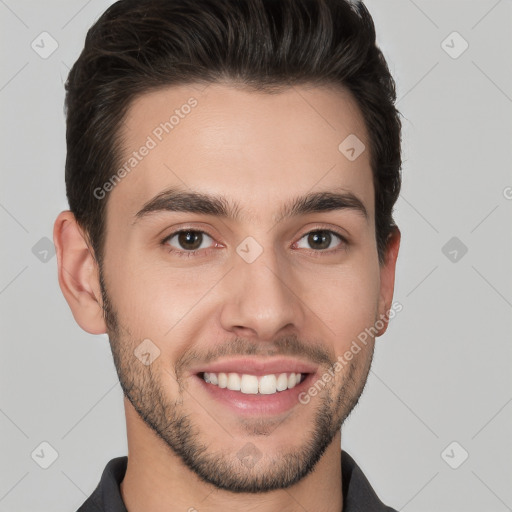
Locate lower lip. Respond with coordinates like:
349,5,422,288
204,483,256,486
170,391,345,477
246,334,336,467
193,373,315,416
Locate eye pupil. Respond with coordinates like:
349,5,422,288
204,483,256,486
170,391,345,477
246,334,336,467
309,230,331,250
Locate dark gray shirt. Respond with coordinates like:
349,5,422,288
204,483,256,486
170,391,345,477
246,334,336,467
77,451,398,511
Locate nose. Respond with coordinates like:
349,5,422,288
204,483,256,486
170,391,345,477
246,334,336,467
218,244,306,342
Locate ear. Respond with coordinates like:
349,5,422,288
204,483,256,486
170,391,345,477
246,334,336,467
376,227,401,337
53,210,107,334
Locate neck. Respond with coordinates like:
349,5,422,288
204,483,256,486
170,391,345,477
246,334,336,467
120,399,344,512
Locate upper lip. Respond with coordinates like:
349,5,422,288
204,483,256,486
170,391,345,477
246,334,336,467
191,357,318,377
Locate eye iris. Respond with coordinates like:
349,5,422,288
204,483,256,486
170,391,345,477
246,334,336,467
179,230,202,250
309,230,331,250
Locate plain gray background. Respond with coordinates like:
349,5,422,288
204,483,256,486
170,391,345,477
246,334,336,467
1,1,511,510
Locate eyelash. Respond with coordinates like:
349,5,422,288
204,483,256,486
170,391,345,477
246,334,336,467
160,227,349,259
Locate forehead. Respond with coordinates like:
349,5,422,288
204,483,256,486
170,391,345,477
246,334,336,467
108,82,374,226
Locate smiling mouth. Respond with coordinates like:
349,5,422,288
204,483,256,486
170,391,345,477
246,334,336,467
197,371,309,395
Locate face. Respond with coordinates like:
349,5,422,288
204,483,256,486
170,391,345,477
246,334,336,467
92,83,398,492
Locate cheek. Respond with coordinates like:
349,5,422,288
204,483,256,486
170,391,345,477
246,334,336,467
108,252,221,342
301,258,381,347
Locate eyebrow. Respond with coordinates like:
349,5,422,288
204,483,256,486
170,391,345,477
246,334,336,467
132,186,368,225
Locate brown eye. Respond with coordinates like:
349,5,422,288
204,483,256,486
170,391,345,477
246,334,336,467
163,230,214,252
295,230,345,252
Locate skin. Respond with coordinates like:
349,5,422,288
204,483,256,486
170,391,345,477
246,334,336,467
54,82,400,512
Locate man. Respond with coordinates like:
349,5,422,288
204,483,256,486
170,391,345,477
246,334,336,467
53,0,402,510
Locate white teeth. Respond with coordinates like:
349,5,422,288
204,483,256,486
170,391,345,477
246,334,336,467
227,372,241,391
202,371,304,394
259,374,277,394
240,374,259,394
218,372,228,388
276,373,289,391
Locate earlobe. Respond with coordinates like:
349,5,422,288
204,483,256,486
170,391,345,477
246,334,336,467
53,211,107,335
376,227,401,337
